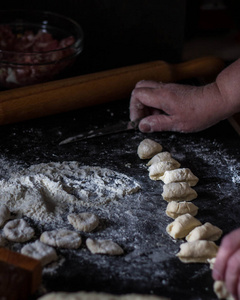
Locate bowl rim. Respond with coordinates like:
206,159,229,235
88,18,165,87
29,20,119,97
0,9,84,56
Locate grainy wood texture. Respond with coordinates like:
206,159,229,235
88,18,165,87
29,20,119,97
0,248,42,300
0,56,224,125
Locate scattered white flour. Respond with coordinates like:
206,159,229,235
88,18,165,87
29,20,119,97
0,161,140,224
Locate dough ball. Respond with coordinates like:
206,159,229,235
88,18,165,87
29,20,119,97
137,139,162,159
166,201,199,219
186,222,223,242
37,291,170,300
148,160,181,180
176,240,218,263
166,213,202,239
21,240,58,266
68,212,99,232
3,219,34,243
40,229,82,249
159,168,199,186
208,257,216,269
162,182,198,202
146,152,172,166
0,204,11,228
86,238,124,255
214,281,234,300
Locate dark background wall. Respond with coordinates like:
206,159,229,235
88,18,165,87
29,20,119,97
2,1,240,76
1,1,186,74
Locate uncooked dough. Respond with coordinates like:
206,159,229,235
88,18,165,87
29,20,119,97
146,152,172,166
214,281,234,300
21,240,58,266
176,240,218,263
0,204,11,228
3,219,35,242
148,160,181,180
162,182,197,202
40,229,82,249
208,257,216,269
86,238,124,255
166,213,202,239
0,162,140,224
209,259,234,299
37,291,170,300
68,212,99,232
166,201,199,219
186,222,223,242
159,168,199,186
137,139,163,159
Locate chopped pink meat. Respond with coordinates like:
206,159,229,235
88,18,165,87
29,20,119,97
0,25,76,88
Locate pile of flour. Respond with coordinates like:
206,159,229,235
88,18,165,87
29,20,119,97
0,161,140,224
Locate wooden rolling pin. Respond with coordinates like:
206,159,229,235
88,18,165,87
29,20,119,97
0,56,225,125
0,248,42,300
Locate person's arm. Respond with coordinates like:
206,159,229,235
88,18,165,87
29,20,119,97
129,58,240,133
212,228,240,300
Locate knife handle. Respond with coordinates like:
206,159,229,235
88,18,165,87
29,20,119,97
0,56,224,125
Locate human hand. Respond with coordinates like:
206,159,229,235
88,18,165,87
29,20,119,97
129,80,231,133
213,228,240,300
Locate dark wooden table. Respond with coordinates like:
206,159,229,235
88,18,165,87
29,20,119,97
0,97,239,300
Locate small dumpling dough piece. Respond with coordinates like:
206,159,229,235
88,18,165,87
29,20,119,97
68,212,99,232
146,151,172,166
162,182,197,202
208,257,216,269
86,238,124,255
176,240,219,263
186,222,223,242
159,168,199,186
40,229,82,249
0,234,6,247
209,259,234,300
137,139,163,159
149,160,181,180
3,219,34,243
37,291,171,300
214,281,234,300
21,240,58,266
0,204,11,228
166,213,202,239
166,201,199,219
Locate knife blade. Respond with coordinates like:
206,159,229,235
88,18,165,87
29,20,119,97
59,119,139,145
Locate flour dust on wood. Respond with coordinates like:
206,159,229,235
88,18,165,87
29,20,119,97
0,161,140,224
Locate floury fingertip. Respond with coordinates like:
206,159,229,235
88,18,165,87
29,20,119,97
139,120,152,132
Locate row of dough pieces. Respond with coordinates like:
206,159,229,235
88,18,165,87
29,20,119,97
0,206,124,267
137,139,233,300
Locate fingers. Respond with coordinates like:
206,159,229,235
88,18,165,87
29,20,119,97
138,115,178,133
213,229,240,281
129,83,168,122
224,249,240,299
135,80,163,89
213,228,240,300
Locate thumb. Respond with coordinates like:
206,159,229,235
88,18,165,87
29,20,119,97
139,115,178,132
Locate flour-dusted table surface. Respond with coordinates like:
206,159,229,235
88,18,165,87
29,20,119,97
0,98,239,300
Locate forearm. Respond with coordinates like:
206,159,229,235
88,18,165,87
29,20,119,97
216,58,240,115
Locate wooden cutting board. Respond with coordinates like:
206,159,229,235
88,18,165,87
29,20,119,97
0,248,42,300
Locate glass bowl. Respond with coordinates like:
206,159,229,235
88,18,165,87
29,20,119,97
0,10,84,89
